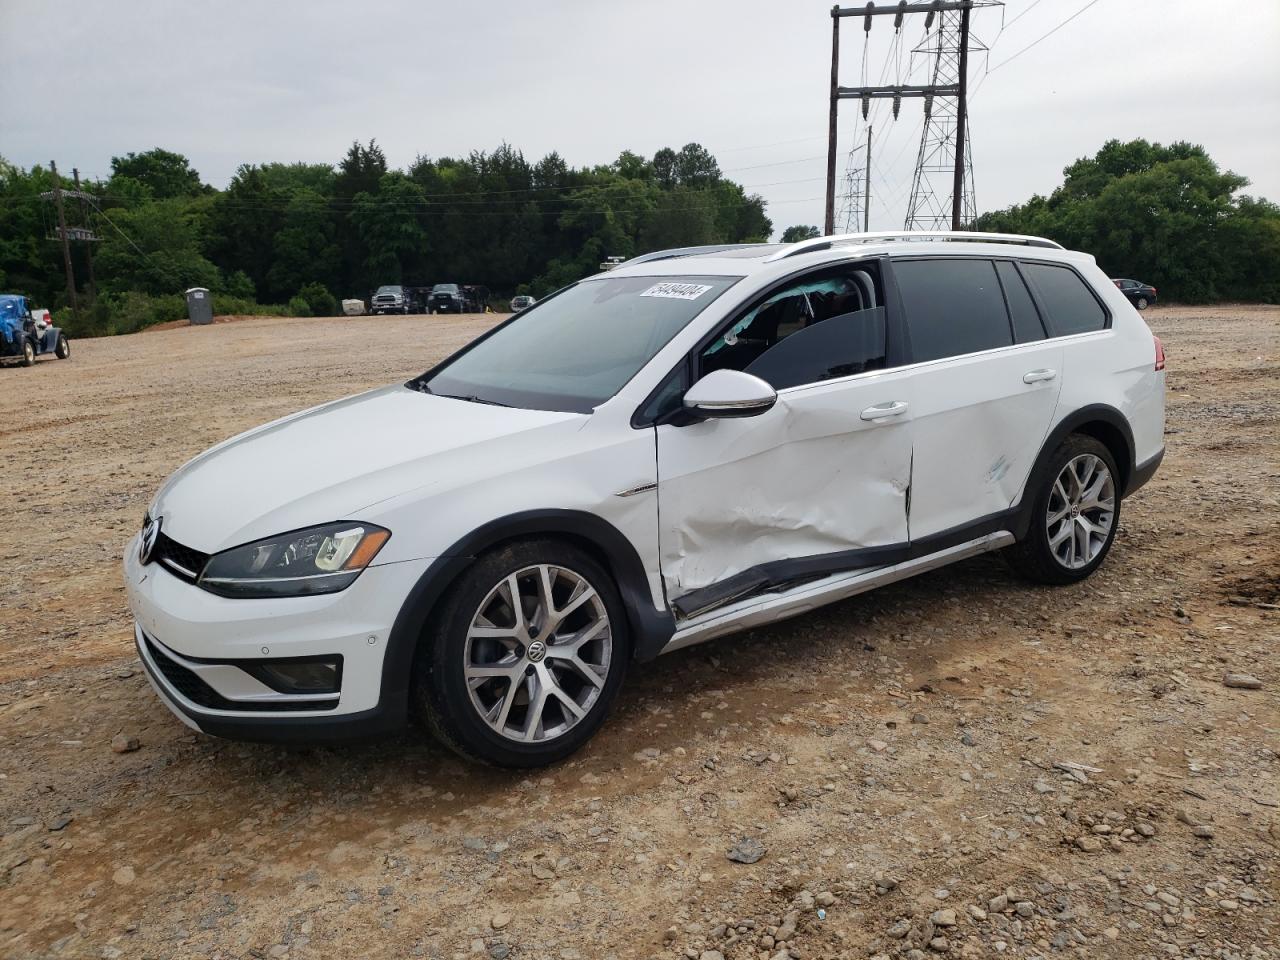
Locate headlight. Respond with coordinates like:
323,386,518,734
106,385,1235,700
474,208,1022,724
198,522,390,599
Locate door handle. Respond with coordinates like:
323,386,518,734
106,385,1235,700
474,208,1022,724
1022,368,1057,384
860,400,909,421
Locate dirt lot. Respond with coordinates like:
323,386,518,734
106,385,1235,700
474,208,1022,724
1,306,1276,960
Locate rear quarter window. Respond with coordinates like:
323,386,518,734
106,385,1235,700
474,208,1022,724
1021,262,1109,336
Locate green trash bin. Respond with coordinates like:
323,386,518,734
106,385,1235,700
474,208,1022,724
186,287,213,325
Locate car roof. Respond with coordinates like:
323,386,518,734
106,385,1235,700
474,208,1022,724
597,231,1091,281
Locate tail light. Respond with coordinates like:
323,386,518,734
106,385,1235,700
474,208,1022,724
1151,287,1157,296
1153,335,1166,371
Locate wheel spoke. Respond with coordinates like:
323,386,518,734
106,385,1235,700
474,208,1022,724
1077,515,1109,537
555,582,596,623
468,625,520,642
551,686,586,720
570,656,607,689
487,674,522,731
548,617,608,653
1049,521,1073,550
466,662,521,681
536,565,557,626
503,574,528,633
1074,519,1091,562
522,671,549,741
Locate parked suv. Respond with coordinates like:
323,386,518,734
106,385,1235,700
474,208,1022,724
1112,278,1157,310
125,232,1166,766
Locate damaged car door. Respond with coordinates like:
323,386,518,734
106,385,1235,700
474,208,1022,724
890,257,1065,540
653,262,913,618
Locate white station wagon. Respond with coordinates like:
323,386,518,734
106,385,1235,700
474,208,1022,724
124,231,1166,766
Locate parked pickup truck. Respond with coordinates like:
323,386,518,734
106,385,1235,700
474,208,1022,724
427,284,468,314
370,285,415,315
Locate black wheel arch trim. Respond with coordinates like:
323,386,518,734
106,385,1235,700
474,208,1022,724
1010,404,1138,540
379,509,675,724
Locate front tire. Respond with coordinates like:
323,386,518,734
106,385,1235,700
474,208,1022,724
413,539,629,767
1006,435,1120,585
21,340,35,366
55,334,70,359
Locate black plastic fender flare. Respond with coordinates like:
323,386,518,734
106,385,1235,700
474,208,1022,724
1011,404,1137,540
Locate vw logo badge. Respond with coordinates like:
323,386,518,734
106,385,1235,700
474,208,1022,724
139,515,162,565
526,640,547,663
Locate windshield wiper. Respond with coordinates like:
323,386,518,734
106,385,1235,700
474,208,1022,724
438,393,512,408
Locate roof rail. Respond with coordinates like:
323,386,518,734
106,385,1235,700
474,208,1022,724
767,230,1063,261
615,243,768,268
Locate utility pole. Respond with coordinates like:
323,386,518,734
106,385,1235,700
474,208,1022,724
951,3,971,229
864,125,873,232
73,168,97,299
825,6,841,235
50,161,78,315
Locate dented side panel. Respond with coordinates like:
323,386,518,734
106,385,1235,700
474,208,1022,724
654,371,914,596
905,340,1065,539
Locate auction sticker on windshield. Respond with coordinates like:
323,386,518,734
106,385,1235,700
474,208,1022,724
639,282,714,300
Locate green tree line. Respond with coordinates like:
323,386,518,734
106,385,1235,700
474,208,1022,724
0,142,771,335
974,138,1280,303
2,137,1275,336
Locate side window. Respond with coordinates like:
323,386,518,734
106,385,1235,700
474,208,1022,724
1021,262,1108,335
894,258,1013,363
699,266,887,390
994,260,1046,343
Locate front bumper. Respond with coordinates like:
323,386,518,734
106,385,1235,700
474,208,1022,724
124,533,432,741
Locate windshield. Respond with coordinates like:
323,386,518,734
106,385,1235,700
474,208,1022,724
432,284,459,294
417,274,738,413
376,286,403,295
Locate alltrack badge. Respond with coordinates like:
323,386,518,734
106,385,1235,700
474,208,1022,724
139,515,162,564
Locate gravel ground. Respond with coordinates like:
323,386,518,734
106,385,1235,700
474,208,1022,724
0,306,1276,960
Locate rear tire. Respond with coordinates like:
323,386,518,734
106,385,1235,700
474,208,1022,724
413,539,629,767
1005,434,1121,585
1135,297,1148,310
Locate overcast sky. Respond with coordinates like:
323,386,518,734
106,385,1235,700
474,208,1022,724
2,0,1277,238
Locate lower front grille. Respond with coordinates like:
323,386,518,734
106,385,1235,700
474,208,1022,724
141,633,338,713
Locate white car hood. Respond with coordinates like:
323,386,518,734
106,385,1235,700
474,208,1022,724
152,385,584,554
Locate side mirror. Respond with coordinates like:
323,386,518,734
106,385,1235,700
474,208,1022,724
682,369,778,420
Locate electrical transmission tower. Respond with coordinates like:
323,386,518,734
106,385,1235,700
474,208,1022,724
838,124,870,232
904,8,981,229
824,1,997,235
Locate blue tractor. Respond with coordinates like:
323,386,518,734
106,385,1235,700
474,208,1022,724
0,294,70,367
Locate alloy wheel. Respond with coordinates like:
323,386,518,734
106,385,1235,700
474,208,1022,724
1046,454,1116,570
464,564,612,743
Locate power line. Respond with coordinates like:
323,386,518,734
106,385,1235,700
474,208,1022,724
985,0,1104,72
